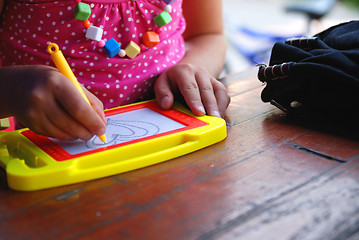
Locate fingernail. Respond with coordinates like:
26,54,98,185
160,95,171,109
197,106,206,115
211,111,221,118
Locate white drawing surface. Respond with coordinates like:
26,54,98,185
50,108,186,155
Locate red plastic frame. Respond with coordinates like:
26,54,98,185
21,101,208,161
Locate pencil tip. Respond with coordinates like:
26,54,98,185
98,134,107,143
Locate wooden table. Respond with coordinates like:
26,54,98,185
1,68,359,239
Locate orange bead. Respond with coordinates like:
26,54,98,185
142,31,160,48
83,20,91,28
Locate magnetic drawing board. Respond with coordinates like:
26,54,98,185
50,108,186,155
0,100,227,191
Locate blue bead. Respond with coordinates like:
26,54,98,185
104,38,121,58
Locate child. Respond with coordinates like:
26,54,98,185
0,0,229,140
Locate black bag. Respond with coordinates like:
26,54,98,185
257,21,359,115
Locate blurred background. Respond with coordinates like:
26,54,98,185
222,0,359,74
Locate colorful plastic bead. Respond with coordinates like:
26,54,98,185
85,26,103,41
142,31,160,48
164,5,172,13
140,44,147,51
83,20,91,28
153,11,172,27
0,118,10,130
98,40,106,48
104,38,121,58
155,27,163,34
74,2,91,21
118,49,126,57
125,41,141,59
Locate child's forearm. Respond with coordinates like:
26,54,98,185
181,33,226,78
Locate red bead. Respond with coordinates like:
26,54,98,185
75,0,81,3
155,27,163,34
140,44,147,51
83,20,91,28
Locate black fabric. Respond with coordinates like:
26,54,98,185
257,21,359,115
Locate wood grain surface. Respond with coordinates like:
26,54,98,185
1,68,358,240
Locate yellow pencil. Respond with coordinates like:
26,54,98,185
47,43,106,143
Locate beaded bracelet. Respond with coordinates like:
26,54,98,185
73,0,175,58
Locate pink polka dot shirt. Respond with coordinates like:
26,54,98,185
0,0,186,109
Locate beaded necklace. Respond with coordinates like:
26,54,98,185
73,0,175,59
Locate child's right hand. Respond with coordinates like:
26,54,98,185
0,65,106,141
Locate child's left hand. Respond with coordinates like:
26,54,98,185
154,63,230,118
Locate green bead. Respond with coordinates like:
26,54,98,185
74,2,91,21
153,11,172,27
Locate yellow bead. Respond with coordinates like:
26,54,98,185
125,41,141,59
0,118,10,130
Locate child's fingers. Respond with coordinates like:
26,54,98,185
45,101,95,140
55,80,107,138
20,109,77,141
85,88,107,125
170,66,206,115
38,118,78,141
213,80,231,117
155,64,230,118
194,72,221,118
154,74,175,110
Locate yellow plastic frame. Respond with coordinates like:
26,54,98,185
0,100,226,191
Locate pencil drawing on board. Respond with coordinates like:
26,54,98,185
50,108,185,155
86,118,161,148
